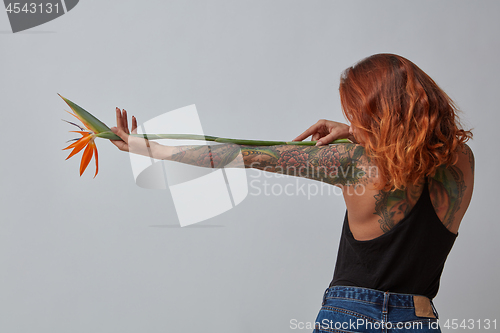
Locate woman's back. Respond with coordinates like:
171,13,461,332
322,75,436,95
343,143,474,241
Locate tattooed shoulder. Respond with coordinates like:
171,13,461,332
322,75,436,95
462,143,475,175
373,181,424,233
429,165,467,229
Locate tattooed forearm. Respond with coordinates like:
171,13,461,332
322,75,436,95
170,144,242,168
243,144,368,186
167,143,368,186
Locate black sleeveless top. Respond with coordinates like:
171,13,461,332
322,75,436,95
329,178,458,299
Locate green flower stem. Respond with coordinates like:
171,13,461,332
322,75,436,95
95,131,351,146
60,95,351,146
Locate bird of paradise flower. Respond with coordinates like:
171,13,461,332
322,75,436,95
60,94,121,177
63,118,99,177
60,94,351,177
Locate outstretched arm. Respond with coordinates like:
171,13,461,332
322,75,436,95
168,142,368,186
110,108,369,187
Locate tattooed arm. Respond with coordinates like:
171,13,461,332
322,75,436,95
109,109,368,186
165,143,368,186
428,143,475,232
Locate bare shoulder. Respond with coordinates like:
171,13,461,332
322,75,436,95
343,143,474,240
428,143,475,233
460,143,475,176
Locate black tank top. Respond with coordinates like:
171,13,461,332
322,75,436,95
329,178,458,299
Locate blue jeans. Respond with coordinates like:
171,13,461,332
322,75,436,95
313,286,440,333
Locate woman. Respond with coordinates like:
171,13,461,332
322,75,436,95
111,53,474,332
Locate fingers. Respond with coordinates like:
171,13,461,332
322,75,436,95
293,122,322,141
292,128,313,141
113,107,142,153
131,116,138,134
316,132,336,146
293,119,332,142
111,125,130,144
316,128,349,146
116,107,124,132
293,119,350,146
122,109,129,134
116,107,136,134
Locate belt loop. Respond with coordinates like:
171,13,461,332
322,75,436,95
322,288,329,305
382,291,389,314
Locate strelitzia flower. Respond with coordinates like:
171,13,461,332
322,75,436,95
63,116,99,177
60,94,120,177
61,94,351,177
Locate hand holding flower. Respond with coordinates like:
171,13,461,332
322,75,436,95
110,108,172,160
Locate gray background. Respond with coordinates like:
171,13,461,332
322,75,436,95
1,1,498,332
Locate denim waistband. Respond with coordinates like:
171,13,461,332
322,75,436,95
324,285,431,309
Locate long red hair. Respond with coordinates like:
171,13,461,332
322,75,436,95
339,54,472,190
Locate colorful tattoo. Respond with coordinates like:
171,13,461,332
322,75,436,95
373,181,424,233
168,143,368,186
430,166,467,228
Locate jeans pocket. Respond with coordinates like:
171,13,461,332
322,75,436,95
413,296,437,319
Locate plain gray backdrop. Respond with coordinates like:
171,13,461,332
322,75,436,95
1,1,498,332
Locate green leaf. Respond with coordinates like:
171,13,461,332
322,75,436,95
58,94,112,134
95,131,122,140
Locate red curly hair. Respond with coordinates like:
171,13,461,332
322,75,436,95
339,54,472,190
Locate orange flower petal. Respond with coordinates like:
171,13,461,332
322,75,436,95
92,142,99,178
63,141,78,151
69,131,91,135
80,142,94,176
65,135,92,160
63,133,91,151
